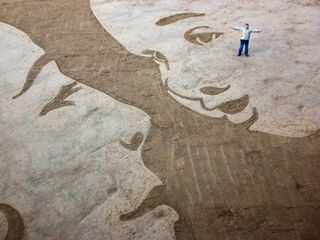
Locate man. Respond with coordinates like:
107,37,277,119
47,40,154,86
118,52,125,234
232,23,262,57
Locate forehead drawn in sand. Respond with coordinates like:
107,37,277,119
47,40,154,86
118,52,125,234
0,22,177,239
91,0,320,137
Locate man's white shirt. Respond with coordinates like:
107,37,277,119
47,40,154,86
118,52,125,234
233,27,262,40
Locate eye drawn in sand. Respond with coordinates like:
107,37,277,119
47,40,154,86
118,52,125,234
184,26,223,45
39,82,81,116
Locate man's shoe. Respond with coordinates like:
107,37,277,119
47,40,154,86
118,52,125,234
246,55,249,57
238,54,242,56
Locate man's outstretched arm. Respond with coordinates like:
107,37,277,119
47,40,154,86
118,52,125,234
252,28,262,33
232,26,242,31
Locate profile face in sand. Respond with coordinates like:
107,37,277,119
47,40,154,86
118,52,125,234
0,22,177,239
91,0,320,137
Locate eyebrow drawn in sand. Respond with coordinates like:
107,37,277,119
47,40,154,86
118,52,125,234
155,12,205,26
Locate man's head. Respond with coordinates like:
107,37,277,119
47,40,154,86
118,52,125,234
245,23,249,29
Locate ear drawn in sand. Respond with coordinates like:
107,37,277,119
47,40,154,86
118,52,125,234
0,203,25,240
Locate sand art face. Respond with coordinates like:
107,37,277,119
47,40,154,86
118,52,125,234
0,22,177,239
91,0,320,137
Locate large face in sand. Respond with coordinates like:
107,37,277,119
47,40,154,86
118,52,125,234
91,0,320,137
0,22,177,239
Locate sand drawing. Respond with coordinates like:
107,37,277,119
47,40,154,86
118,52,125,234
1,0,320,239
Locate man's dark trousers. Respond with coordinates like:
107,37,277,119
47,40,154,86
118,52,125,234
238,39,249,56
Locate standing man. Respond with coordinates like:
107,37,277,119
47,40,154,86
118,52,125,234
232,24,262,57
